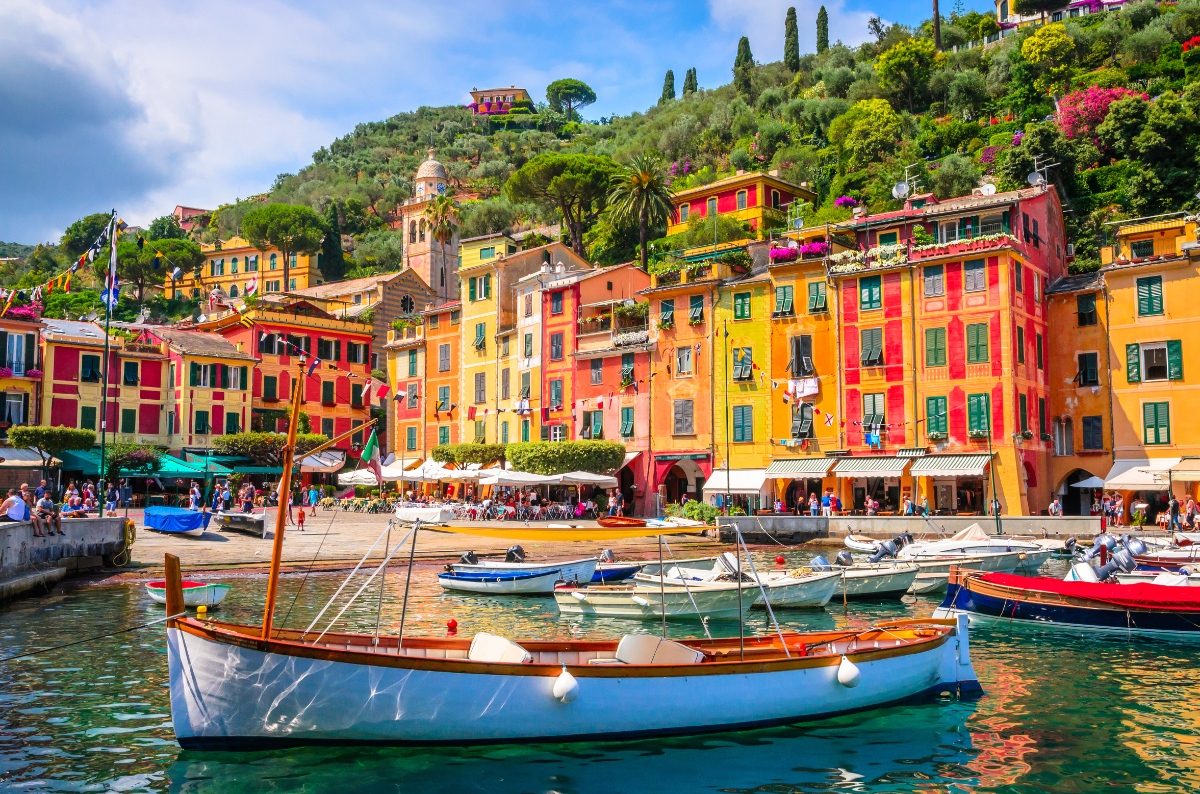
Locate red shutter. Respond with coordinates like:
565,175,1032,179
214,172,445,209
141,361,162,388
949,387,967,441
990,314,1002,377
884,319,904,382
53,347,79,380
843,327,860,386
306,371,321,402
50,398,77,427
841,281,858,323
335,376,351,403
846,388,862,446
887,385,906,445
139,404,158,434
883,272,902,318
947,318,966,380
211,405,224,435
945,262,962,312
990,384,1004,439
278,371,291,401
987,256,1000,303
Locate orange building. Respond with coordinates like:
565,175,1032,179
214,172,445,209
423,300,462,450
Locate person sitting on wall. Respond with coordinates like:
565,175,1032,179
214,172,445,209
62,496,88,518
35,494,64,535
0,489,38,534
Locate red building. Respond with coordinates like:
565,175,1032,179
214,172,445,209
666,171,818,237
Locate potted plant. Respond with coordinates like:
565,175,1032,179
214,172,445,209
658,316,674,330
927,431,947,441
1020,429,1034,439
24,368,42,379
968,429,990,440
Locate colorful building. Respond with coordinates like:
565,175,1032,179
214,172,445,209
423,300,462,451
0,313,44,435
385,325,426,467
163,235,322,301
147,328,256,449
468,86,532,115
393,151,458,301
666,170,817,238
41,320,121,437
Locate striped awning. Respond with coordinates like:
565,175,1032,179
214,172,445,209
908,454,993,477
765,458,833,478
831,456,910,479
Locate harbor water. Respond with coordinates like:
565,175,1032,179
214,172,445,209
2,556,1199,792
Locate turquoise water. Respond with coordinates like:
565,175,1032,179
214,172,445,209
2,556,1200,792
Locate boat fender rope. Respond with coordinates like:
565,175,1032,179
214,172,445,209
0,611,184,663
111,519,137,567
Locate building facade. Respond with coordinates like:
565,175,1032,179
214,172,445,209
163,235,322,302
667,171,817,238
393,151,459,301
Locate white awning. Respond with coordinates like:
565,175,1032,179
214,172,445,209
831,456,910,479
0,448,58,468
703,468,768,495
1171,459,1200,483
765,458,833,478
481,470,560,486
1104,458,1180,489
337,468,378,486
908,454,992,478
300,450,345,473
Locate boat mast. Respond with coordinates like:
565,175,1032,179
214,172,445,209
260,358,306,640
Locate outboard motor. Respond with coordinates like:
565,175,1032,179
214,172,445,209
1085,534,1117,561
868,539,898,563
458,551,478,565
1124,537,1148,557
505,545,526,563
835,550,855,568
810,555,832,571
1062,537,1078,556
1096,547,1137,581
599,548,616,563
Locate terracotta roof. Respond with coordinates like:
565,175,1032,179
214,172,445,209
421,299,462,315
40,319,115,343
153,328,258,361
289,273,395,300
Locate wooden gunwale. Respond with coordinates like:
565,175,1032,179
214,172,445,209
962,572,1200,613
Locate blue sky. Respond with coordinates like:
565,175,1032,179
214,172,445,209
0,0,990,244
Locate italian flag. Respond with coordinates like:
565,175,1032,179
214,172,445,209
361,428,382,487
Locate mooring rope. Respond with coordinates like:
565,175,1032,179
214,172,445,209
0,612,185,664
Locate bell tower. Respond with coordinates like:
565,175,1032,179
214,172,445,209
398,149,458,300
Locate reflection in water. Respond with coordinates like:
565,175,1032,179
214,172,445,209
2,558,1200,791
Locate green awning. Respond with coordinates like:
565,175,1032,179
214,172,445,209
158,453,232,478
187,454,248,466
59,448,102,475
231,465,284,475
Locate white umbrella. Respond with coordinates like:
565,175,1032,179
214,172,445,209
559,471,619,488
337,469,378,487
1071,476,1106,489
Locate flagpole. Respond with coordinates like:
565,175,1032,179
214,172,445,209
99,209,118,493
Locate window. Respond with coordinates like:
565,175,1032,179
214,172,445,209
406,426,418,450
523,332,534,358
519,372,531,399
966,323,989,364
407,384,418,408
259,333,279,355
1077,353,1099,386
122,361,139,386
121,408,135,435
1036,333,1044,369
1131,240,1154,258
732,405,753,442
736,190,747,210
1082,416,1104,451
679,204,689,222
1033,276,1040,302
247,255,258,272
689,295,704,324
474,372,486,404
771,190,780,208
479,246,496,259
262,375,278,401
437,386,450,411
1031,219,1040,248
288,335,312,356
808,281,827,312
582,410,603,439
925,328,946,367
1077,293,1097,326
321,418,334,438
194,410,210,434
549,425,567,442
404,349,416,377
706,197,717,216
438,343,451,372
733,292,751,320
926,396,947,435
1054,418,1074,456
1143,401,1170,445
676,345,693,375
269,253,277,270
521,419,530,442
967,394,990,434
791,403,814,439
1038,397,1047,438
474,420,486,443
773,285,794,315
166,412,175,435
732,347,753,380
230,257,239,274
450,310,460,324
878,231,898,246
621,352,635,384
80,406,96,430
317,339,341,361
473,322,487,351
1014,261,1023,292
860,327,883,366
1019,393,1029,433
227,366,246,391
467,278,477,302
621,407,635,438
81,354,101,383
549,332,564,361
1135,341,1184,382
1136,276,1163,316
673,399,694,435
500,336,510,358
964,260,986,293
225,412,240,434
924,265,944,297
439,426,450,445
521,293,533,317
189,362,216,387
660,299,675,326
351,383,363,408
500,422,509,444
551,291,563,314
789,335,814,377
862,392,885,429
322,381,335,404
548,379,564,408
859,275,881,310
210,258,224,277
501,368,511,400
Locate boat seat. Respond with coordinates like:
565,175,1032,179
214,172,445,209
467,632,533,664
589,634,705,665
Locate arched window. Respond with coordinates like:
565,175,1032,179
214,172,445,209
229,285,239,298
400,294,414,313
419,219,427,242
409,220,417,244
269,253,278,270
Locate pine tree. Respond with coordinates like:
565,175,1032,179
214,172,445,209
682,67,697,95
816,6,829,54
320,202,346,281
733,36,754,96
660,69,676,104
785,7,800,72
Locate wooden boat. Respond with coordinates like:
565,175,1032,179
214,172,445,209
592,562,641,583
1134,546,1200,570
437,569,563,595
936,568,1200,638
450,556,598,584
161,358,981,749
635,555,841,609
907,556,986,595
147,579,231,608
553,581,750,619
596,516,647,528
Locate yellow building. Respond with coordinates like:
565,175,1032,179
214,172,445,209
163,235,322,301
1100,213,1200,510
666,171,817,238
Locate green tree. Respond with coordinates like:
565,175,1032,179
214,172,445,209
827,98,902,170
929,154,982,198
320,202,347,281
240,203,326,296
817,6,829,54
785,7,801,72
932,0,941,50
105,237,203,305
212,431,329,465
875,37,938,110
1013,0,1061,20
1021,23,1075,97
545,79,597,121
660,69,676,104
104,441,162,481
146,215,188,240
733,36,754,97
352,229,406,271
505,440,626,475
504,153,618,256
423,194,460,292
608,152,675,270
431,443,507,465
60,212,112,259
682,67,698,95
8,426,95,471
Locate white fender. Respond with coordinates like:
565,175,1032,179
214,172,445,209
552,666,578,703
571,590,588,601
631,595,652,607
837,655,860,688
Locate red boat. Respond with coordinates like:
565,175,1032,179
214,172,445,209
596,516,647,528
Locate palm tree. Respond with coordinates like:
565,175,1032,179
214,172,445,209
422,194,460,296
607,153,675,270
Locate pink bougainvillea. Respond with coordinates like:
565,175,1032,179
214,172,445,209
1056,85,1147,140
834,195,858,208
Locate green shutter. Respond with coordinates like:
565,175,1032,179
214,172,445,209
189,362,200,386
1137,277,1163,316
219,364,229,389
1019,394,1028,433
468,278,477,301
925,328,946,366
1126,343,1141,383
1167,340,1184,381
926,397,946,434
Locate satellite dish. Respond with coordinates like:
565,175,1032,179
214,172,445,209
1027,171,1046,187
981,183,997,196
891,181,911,199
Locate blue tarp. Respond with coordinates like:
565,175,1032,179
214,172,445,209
144,506,209,533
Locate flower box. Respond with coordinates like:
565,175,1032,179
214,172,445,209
0,367,13,378
927,432,947,441
23,368,42,379
968,430,990,440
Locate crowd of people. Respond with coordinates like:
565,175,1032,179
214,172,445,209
0,479,112,537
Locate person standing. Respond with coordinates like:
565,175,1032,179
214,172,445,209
809,493,819,516
189,481,201,510
1169,494,1182,531
821,490,832,517
1048,497,1062,517
308,485,320,513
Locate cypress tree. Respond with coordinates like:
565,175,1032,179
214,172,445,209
320,202,346,281
816,6,829,54
660,69,676,104
682,67,697,94
733,36,754,96
784,7,800,72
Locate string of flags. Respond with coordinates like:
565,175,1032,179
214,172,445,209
0,209,119,318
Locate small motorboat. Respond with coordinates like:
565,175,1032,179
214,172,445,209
811,552,920,600
438,569,564,595
844,533,881,553
596,516,647,528
449,547,598,584
897,524,1051,573
636,554,841,609
553,581,749,620
592,563,641,583
146,579,231,608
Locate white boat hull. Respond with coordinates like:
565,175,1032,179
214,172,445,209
900,548,1051,574
438,571,563,594
146,583,232,608
452,557,598,584
633,569,842,609
832,564,920,599
166,618,980,747
555,584,748,619
908,573,951,595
